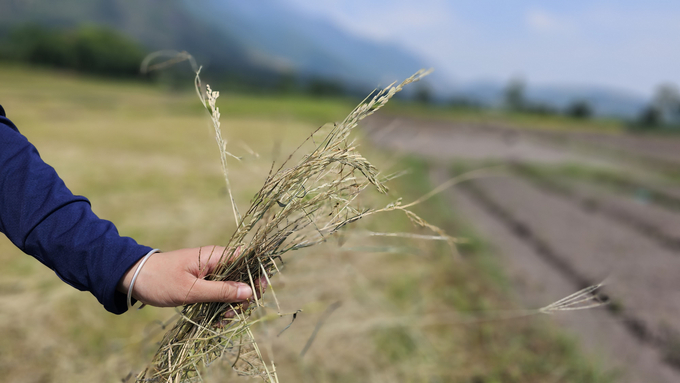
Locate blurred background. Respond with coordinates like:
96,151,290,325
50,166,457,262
1,1,680,382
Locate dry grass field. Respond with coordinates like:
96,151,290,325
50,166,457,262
0,65,610,382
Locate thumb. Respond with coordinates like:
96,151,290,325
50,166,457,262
186,280,253,304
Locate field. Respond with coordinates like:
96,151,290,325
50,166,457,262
365,113,680,383
0,65,611,382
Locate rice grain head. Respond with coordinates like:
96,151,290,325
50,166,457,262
136,69,445,383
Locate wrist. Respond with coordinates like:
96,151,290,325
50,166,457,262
117,259,139,294
118,249,161,309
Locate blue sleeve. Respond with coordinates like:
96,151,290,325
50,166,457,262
0,114,152,314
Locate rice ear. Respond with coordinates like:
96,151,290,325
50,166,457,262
137,69,433,382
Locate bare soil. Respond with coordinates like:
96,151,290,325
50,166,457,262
363,116,614,167
365,114,680,383
532,128,680,165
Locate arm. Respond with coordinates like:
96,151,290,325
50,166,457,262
0,114,252,314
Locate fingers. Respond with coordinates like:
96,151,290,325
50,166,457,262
198,246,227,270
205,275,270,328
222,301,249,320
184,279,253,305
255,276,268,299
125,246,267,308
185,247,267,306
199,246,243,271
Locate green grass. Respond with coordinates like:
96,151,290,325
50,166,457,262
217,93,356,123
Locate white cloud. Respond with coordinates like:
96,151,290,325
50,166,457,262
526,9,573,34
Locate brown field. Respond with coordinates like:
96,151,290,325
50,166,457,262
366,114,680,383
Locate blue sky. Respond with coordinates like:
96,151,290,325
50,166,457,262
283,0,680,96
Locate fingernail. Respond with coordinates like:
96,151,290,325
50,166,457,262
237,284,253,300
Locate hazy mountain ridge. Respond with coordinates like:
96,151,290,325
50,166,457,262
0,0,275,84
178,0,436,89
0,0,434,91
0,0,650,116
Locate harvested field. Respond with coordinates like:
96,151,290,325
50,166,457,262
532,129,680,167
0,66,611,382
366,115,680,383
364,116,614,166
512,165,680,251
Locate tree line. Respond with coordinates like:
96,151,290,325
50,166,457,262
0,24,146,77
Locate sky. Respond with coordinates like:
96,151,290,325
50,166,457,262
282,0,680,97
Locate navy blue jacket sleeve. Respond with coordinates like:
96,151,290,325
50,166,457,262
0,113,152,314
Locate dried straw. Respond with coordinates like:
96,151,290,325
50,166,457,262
134,58,608,381
136,69,450,382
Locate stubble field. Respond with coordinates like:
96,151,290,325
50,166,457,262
0,65,609,382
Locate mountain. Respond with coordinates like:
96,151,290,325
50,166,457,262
0,0,280,85
179,0,434,89
4,0,639,116
0,0,435,91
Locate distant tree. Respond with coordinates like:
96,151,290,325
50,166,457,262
307,77,344,97
71,26,146,76
565,99,593,119
637,106,662,128
413,83,433,104
504,77,526,111
4,25,74,67
276,72,298,94
449,96,482,109
652,83,680,125
630,84,680,131
0,24,145,77
524,102,558,116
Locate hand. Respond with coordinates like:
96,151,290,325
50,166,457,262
117,246,256,307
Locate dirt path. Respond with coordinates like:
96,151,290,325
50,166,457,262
365,115,680,382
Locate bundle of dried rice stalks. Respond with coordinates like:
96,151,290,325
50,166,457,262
136,69,448,382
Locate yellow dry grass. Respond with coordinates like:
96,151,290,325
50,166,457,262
0,65,611,383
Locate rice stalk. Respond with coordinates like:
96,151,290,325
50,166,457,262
539,282,609,314
136,68,456,382
135,55,608,381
